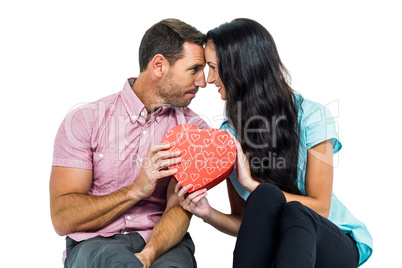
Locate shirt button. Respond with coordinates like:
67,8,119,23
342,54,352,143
99,154,104,158
127,216,131,220
142,130,146,135
138,158,143,163
131,115,137,121
140,111,145,116
157,116,160,120
123,232,129,235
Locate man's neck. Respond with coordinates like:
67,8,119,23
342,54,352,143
131,75,165,122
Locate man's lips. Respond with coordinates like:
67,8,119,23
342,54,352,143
186,89,199,95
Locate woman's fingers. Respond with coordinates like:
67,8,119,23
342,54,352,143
177,183,193,201
189,190,207,206
226,130,247,168
174,181,182,194
175,183,207,207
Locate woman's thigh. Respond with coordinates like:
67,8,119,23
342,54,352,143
277,201,359,268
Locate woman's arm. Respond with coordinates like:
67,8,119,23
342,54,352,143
175,179,245,237
203,179,245,236
282,139,334,218
231,133,334,218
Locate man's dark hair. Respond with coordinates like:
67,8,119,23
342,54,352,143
139,19,206,72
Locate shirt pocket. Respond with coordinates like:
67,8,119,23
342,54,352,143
90,152,119,195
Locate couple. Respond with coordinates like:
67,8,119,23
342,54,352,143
50,18,372,267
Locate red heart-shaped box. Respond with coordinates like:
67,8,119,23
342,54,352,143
162,124,236,193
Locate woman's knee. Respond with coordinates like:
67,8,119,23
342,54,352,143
247,183,286,206
242,183,286,221
279,201,316,233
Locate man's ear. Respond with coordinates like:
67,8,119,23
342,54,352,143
151,54,169,78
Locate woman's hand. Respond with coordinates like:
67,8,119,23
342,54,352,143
227,131,260,192
175,182,212,220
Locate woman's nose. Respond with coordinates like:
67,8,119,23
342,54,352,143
207,71,215,84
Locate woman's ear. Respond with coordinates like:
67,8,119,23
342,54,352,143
151,54,169,78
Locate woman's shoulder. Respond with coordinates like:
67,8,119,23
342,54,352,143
295,94,326,116
295,93,342,152
295,93,336,127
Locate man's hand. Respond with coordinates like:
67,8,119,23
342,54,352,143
131,143,181,199
134,253,147,268
133,178,193,267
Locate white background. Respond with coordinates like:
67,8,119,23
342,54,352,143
1,0,400,267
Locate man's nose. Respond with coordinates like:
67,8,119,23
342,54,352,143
195,70,207,88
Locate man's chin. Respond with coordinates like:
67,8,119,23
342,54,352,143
175,99,193,107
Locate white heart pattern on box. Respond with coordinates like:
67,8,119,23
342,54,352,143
162,124,236,193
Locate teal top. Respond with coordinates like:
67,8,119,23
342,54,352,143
220,94,373,266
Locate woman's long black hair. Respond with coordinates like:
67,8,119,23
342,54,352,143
207,18,302,195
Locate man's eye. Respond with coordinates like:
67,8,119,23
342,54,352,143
190,67,198,73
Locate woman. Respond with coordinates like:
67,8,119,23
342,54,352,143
175,18,373,267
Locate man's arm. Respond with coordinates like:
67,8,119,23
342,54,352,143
135,178,192,267
49,166,143,235
50,143,181,236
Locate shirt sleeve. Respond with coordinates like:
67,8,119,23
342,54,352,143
182,107,211,130
220,119,236,136
194,118,210,130
52,107,93,170
304,105,342,154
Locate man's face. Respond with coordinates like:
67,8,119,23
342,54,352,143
157,42,206,107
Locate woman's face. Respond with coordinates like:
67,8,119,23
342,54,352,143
205,41,227,100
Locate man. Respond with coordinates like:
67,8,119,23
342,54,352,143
50,19,208,268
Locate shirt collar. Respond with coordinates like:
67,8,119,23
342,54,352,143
121,78,146,124
121,78,173,124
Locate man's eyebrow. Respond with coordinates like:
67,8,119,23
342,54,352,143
188,64,205,69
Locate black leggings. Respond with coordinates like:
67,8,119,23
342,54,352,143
233,183,359,268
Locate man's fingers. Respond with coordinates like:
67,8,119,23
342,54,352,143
146,142,177,160
153,149,180,161
147,142,171,157
155,157,181,170
142,143,180,171
156,168,178,179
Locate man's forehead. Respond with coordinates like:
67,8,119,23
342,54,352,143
182,42,205,64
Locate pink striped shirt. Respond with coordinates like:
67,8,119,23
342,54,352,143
53,78,209,245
